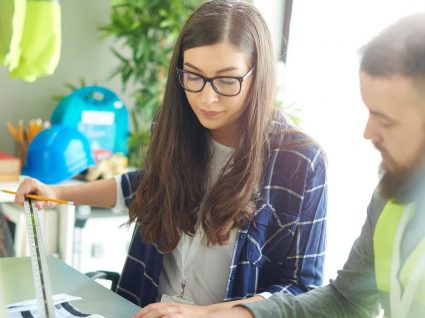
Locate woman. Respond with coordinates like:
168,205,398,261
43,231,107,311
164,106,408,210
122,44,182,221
15,1,327,316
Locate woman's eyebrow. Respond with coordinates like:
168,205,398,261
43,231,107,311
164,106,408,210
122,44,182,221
183,62,240,74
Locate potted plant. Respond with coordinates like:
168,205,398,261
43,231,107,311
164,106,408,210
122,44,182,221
100,0,202,166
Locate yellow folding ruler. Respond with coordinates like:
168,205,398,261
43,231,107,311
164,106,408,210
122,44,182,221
24,199,55,317
0,190,75,317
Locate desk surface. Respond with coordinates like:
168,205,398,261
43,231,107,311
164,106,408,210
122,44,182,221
0,256,141,317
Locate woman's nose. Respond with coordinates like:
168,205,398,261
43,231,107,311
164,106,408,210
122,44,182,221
200,82,219,105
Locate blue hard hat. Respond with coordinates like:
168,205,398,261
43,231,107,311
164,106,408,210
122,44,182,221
22,125,95,184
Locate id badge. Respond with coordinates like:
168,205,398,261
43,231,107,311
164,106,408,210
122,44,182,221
160,294,195,305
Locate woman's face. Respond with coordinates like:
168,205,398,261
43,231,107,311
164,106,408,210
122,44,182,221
182,42,253,146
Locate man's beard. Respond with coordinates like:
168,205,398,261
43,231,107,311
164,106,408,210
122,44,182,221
377,142,425,201
379,165,414,200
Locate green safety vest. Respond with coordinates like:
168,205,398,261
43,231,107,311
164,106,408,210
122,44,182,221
0,0,61,82
374,200,425,317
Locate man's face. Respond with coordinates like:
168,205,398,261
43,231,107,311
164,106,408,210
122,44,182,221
360,72,425,196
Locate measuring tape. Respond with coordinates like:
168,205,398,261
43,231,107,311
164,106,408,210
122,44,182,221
24,199,55,318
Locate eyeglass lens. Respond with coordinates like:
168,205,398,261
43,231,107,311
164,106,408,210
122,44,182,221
179,72,241,96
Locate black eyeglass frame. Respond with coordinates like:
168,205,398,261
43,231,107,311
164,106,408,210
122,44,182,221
176,67,255,97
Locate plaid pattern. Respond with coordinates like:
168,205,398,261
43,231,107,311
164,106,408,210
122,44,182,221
116,113,327,307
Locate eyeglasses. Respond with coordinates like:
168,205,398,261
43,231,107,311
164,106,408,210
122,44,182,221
176,67,254,97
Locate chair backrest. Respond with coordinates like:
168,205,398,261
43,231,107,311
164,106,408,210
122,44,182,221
0,204,22,257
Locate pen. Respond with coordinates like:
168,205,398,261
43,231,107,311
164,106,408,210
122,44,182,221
0,189,75,206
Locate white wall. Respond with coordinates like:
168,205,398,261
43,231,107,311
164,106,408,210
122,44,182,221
0,0,132,156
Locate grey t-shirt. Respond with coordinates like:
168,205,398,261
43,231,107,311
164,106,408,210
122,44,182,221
158,138,237,305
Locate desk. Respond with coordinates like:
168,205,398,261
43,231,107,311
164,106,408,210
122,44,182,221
0,256,141,317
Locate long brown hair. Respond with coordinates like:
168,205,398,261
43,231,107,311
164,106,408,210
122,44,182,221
129,0,276,252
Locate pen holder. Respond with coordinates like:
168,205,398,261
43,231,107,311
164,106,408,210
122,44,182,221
19,142,28,169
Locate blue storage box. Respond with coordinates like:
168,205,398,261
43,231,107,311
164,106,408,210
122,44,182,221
51,86,129,161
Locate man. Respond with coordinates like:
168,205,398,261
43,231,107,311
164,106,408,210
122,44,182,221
203,12,425,318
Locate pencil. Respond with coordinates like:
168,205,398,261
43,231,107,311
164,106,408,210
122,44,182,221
0,189,75,206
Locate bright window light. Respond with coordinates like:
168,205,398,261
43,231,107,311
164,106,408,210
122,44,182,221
284,0,425,282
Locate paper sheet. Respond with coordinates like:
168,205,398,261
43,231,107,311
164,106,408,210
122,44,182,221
6,293,104,318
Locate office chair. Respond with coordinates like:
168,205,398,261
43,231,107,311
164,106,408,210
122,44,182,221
86,270,121,292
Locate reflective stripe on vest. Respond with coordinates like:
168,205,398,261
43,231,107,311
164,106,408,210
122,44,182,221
374,200,425,317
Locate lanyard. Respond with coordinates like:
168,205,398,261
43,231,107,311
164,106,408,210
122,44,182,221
179,226,203,298
390,203,425,318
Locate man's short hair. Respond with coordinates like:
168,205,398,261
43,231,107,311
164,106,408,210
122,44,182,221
360,12,425,80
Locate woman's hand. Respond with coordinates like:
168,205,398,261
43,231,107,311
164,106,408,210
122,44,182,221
14,177,58,209
133,302,209,318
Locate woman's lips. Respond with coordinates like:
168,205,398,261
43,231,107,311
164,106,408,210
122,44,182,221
199,109,223,118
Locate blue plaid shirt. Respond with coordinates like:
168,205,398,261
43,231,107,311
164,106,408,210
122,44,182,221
116,113,328,307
